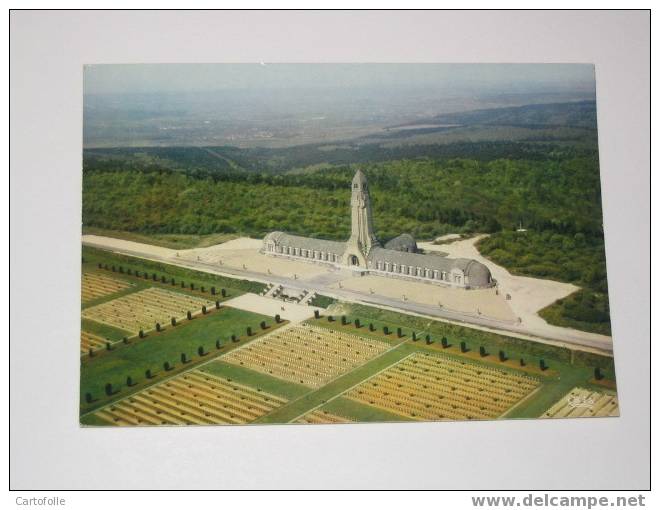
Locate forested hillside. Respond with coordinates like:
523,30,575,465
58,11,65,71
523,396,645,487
84,129,596,175
81,100,610,335
82,155,603,242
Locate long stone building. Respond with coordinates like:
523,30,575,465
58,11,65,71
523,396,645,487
262,170,494,289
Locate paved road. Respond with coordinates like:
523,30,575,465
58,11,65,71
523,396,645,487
82,238,614,355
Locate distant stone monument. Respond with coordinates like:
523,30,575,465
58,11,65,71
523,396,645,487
343,169,379,268
261,170,494,289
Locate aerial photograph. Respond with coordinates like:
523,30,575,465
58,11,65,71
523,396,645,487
79,63,618,426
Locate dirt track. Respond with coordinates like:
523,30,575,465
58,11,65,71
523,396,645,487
419,235,584,342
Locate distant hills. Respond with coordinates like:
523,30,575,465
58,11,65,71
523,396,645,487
84,101,599,176
396,101,597,130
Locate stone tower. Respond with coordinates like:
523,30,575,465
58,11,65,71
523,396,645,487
343,169,379,267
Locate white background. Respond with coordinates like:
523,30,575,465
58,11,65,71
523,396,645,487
9,10,650,490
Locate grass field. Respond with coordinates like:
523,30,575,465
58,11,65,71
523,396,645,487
540,387,619,419
343,352,539,421
80,331,108,354
80,305,279,413
325,303,616,372
80,247,618,426
294,409,353,424
308,294,338,309
81,274,143,310
82,287,215,335
80,248,267,353
222,324,392,387
193,346,414,424
81,318,130,342
81,272,134,304
306,308,616,420
81,305,618,424
93,369,288,426
199,360,310,401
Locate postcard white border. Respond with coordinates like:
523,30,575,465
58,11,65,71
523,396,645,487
10,10,650,489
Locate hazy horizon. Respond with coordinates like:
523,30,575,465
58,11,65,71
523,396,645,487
84,63,596,95
83,64,597,148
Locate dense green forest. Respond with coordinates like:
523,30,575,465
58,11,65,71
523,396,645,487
82,155,603,242
84,139,595,176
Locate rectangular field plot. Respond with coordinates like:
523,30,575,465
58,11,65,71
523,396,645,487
81,273,133,304
540,387,619,419
344,352,540,421
80,331,109,354
294,409,353,424
93,369,287,426
82,287,215,334
222,324,391,388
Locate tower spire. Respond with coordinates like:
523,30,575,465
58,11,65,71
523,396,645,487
343,169,379,267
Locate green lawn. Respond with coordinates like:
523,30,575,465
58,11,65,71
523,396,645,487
81,274,143,310
80,250,266,344
80,264,249,342
502,365,616,419
255,343,411,424
80,305,618,424
199,361,309,400
308,294,338,309
81,318,130,342
80,414,112,427
81,267,244,336
282,318,614,423
325,303,616,372
78,250,617,425
80,306,277,413
320,397,412,423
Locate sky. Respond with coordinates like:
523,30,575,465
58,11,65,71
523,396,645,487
83,63,596,96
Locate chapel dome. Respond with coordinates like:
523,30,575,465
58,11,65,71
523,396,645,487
463,260,493,288
384,233,418,253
